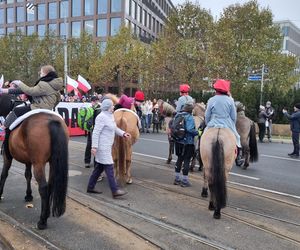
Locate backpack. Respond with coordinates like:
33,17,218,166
78,107,94,131
171,112,186,140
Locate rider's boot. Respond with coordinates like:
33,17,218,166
236,147,245,166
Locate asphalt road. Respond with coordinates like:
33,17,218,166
73,132,300,198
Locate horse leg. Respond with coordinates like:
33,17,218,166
126,160,132,184
208,184,215,211
242,146,250,169
24,163,33,202
166,139,174,164
201,171,208,198
34,167,50,230
190,154,195,172
0,155,12,200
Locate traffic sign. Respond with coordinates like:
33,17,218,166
248,74,262,81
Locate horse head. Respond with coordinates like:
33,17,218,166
235,101,245,113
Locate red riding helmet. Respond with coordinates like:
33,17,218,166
134,90,145,102
179,84,190,93
213,79,230,94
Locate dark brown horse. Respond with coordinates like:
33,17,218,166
0,94,69,230
235,102,258,169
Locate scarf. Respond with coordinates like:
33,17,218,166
34,71,58,86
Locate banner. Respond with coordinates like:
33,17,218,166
55,102,92,136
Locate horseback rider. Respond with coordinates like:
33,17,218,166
205,79,244,166
176,84,194,113
0,65,63,130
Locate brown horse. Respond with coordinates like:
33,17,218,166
200,128,236,219
235,102,258,169
112,109,140,185
0,94,69,230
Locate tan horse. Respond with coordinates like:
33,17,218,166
200,128,236,219
235,102,258,169
112,109,140,185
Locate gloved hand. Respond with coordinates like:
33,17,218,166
198,129,203,137
12,80,23,87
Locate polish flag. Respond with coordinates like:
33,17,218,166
66,75,78,93
0,75,3,88
77,75,91,93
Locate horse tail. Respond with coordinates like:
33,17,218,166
249,122,258,162
49,119,68,217
211,136,227,209
118,115,127,184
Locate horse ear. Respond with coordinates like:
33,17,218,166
0,94,13,117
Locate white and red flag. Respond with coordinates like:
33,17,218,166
77,75,91,93
0,75,4,88
66,75,78,93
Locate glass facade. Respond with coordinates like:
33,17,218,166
111,0,122,13
98,0,107,14
0,9,4,25
49,2,57,20
27,10,35,22
7,8,14,24
110,17,121,36
17,7,24,23
27,25,35,35
38,24,45,36
85,0,94,16
72,21,81,37
60,22,66,36
60,1,68,18
49,23,57,34
84,20,94,35
72,0,81,17
97,19,107,37
38,4,46,21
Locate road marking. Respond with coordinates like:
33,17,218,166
133,152,260,180
261,154,300,162
229,181,300,200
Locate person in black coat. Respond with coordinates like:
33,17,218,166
282,103,300,158
257,105,267,142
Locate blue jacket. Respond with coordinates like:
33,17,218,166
284,110,300,133
177,112,198,145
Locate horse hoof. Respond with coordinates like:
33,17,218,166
25,195,33,202
37,221,47,230
126,179,133,184
190,168,194,172
213,211,221,219
208,201,215,211
201,188,208,198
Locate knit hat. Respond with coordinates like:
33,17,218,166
294,103,300,109
134,91,145,102
101,99,113,111
183,101,194,113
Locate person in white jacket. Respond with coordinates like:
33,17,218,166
87,99,131,197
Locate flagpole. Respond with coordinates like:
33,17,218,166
63,1,68,95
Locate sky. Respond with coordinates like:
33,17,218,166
171,0,300,29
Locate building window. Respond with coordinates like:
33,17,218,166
125,0,130,15
27,26,35,35
72,0,81,17
110,17,121,36
131,0,135,19
48,23,57,35
85,0,94,16
27,9,35,22
97,19,107,37
99,41,107,54
143,10,147,26
72,21,81,37
17,26,25,33
49,2,57,20
17,7,24,23
84,20,94,35
98,0,107,14
7,8,14,24
60,1,68,18
38,24,45,36
6,0,14,4
38,4,46,21
0,28,5,35
0,9,4,25
148,13,151,29
111,0,121,13
60,22,67,36
7,27,15,34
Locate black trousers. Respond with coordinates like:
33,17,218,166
258,123,266,142
292,131,300,155
175,143,195,176
84,131,92,164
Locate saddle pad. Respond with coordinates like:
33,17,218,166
9,109,63,131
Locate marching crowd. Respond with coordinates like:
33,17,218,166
0,65,300,198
